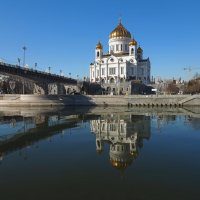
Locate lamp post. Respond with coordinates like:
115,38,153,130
34,63,37,70
17,58,21,66
22,46,27,67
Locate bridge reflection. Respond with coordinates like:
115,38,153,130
0,107,92,160
0,107,199,166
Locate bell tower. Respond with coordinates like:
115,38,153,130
129,38,137,57
95,41,103,60
137,46,143,60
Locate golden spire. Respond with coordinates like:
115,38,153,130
119,17,122,24
96,40,103,49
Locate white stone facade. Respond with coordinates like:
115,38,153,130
90,22,151,85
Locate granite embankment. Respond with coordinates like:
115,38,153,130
0,94,200,107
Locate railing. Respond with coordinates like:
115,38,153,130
0,62,77,83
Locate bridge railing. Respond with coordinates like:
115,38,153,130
0,62,76,83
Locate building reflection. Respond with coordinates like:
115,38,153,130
90,114,151,170
2,107,199,166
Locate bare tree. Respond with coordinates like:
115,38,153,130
184,78,200,94
166,82,179,94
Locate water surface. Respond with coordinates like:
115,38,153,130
0,106,200,200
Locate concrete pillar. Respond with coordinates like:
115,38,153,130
33,83,46,95
57,83,66,95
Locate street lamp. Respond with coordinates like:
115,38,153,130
35,63,37,70
17,58,21,66
22,46,27,67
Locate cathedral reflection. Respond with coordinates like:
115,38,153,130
91,114,151,170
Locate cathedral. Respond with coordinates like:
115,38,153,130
89,21,151,94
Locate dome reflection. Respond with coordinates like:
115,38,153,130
91,113,151,170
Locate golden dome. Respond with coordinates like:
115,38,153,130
96,41,103,49
129,38,137,46
110,159,132,170
109,22,131,39
137,46,143,53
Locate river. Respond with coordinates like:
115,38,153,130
0,106,200,200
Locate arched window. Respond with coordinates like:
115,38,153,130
125,44,128,51
131,48,134,55
107,87,111,92
110,78,115,83
110,58,114,62
97,51,99,57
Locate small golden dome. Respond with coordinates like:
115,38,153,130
129,38,137,46
109,22,131,39
96,41,103,49
137,46,143,53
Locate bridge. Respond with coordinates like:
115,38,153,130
0,62,77,95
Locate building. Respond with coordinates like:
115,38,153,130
90,21,151,94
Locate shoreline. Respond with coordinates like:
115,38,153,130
0,94,200,107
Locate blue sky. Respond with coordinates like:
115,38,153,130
0,0,200,80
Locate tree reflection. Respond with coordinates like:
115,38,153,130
186,116,200,130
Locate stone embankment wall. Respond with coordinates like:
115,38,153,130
0,94,200,107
